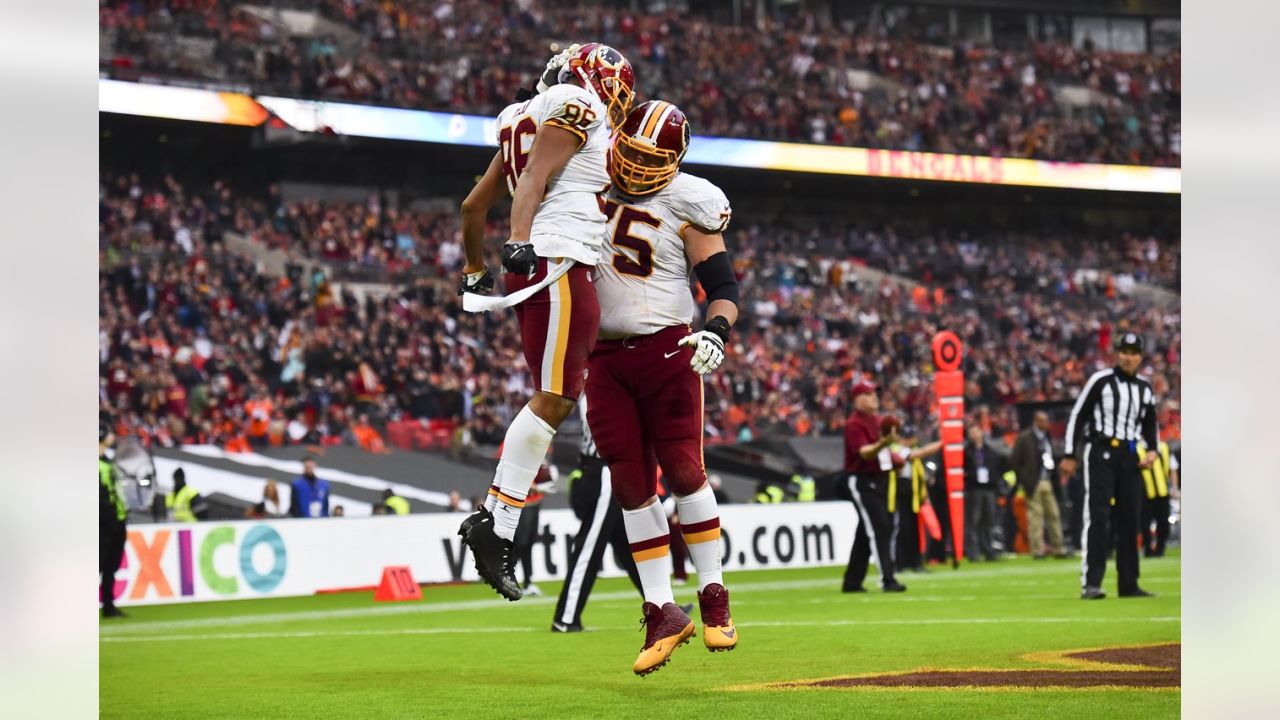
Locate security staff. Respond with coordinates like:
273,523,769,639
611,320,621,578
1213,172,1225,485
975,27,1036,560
1061,332,1160,599
553,397,643,632
382,489,410,515
165,468,206,522
99,424,128,619
841,380,906,593
1139,440,1178,558
289,456,331,518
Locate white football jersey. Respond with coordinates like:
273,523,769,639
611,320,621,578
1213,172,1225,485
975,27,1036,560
597,172,733,338
495,83,611,266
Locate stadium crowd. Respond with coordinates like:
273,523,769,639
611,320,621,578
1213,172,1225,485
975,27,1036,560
99,171,1181,454
99,0,1180,165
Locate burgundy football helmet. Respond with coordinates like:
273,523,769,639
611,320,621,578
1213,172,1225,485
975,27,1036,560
611,100,691,196
560,43,635,128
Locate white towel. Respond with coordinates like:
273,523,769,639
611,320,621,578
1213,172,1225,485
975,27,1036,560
461,258,574,313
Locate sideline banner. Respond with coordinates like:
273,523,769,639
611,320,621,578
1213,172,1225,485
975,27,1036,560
99,79,1180,194
105,502,857,606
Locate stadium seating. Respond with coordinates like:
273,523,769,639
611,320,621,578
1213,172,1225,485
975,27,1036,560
99,172,1181,451
98,0,1179,165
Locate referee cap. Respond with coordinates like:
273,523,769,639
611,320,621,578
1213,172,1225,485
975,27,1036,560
1116,332,1144,353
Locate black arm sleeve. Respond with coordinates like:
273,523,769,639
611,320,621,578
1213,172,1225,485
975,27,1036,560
693,251,739,307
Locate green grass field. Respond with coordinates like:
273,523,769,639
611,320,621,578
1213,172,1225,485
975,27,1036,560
100,553,1180,719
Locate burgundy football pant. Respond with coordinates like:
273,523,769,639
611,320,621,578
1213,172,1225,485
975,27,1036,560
585,325,707,510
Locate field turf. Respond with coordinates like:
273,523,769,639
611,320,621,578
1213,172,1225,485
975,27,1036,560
100,553,1180,719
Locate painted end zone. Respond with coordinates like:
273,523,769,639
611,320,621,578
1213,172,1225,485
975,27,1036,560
730,643,1180,691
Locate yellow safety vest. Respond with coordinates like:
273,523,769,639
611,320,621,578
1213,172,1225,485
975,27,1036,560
166,485,199,522
1140,442,1172,499
754,485,784,504
794,475,816,502
100,459,127,522
888,458,926,514
385,495,410,515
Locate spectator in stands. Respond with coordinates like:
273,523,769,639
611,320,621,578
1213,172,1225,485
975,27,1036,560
332,505,345,517
289,456,331,518
98,2,1180,165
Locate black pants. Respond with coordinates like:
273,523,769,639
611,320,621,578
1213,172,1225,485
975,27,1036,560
553,457,641,627
513,502,541,586
965,488,998,560
1082,441,1144,592
924,478,953,563
100,521,127,609
844,473,896,590
1066,471,1086,552
891,486,922,572
1143,495,1171,557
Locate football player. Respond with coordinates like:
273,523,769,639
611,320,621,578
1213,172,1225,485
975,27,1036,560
456,43,635,601
585,100,740,675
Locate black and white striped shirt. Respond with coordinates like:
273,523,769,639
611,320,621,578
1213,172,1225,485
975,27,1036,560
1064,367,1159,458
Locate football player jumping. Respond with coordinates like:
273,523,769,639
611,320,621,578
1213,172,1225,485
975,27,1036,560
585,100,740,675
458,43,635,601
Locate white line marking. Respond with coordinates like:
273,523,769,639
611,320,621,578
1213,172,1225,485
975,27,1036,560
102,616,1181,644
101,563,1179,636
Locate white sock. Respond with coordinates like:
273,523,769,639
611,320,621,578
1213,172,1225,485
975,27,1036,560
623,502,675,606
676,484,724,591
483,464,501,514
491,406,555,540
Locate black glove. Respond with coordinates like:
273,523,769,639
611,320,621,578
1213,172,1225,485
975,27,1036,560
501,242,539,277
458,267,495,296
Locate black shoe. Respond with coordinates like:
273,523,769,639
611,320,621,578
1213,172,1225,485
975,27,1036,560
1119,587,1155,598
551,620,584,633
101,605,126,619
1081,586,1106,600
842,585,866,593
457,508,522,601
882,580,907,593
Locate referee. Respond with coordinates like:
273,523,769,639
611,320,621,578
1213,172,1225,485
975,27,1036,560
552,397,642,632
1060,332,1160,600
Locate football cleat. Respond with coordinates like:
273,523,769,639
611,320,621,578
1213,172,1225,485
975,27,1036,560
633,602,695,676
696,583,737,652
457,508,522,601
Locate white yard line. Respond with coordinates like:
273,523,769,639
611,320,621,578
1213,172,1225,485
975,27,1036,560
102,615,1181,644
101,569,1180,637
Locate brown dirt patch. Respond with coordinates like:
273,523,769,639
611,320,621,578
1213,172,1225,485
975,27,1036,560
800,669,1177,689
1066,643,1180,670
761,643,1179,691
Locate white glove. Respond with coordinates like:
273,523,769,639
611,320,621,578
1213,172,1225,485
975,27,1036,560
677,330,726,375
537,43,581,93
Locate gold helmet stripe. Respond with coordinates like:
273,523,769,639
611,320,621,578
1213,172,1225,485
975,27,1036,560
640,101,671,141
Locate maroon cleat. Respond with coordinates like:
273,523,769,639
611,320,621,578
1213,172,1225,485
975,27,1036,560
697,583,738,652
632,602,695,676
